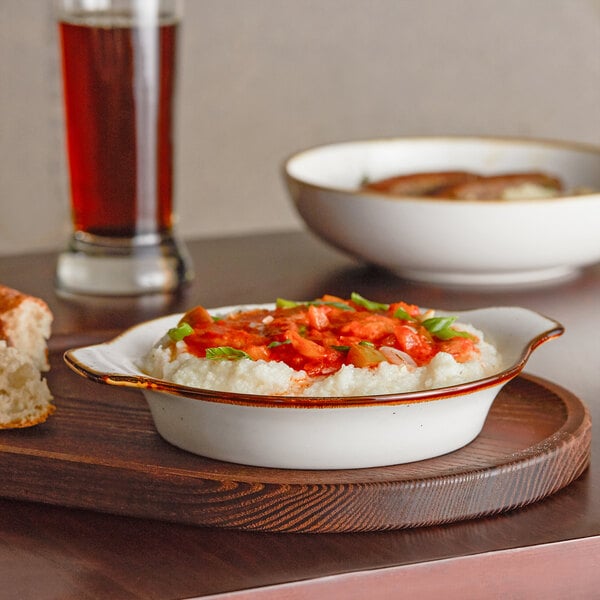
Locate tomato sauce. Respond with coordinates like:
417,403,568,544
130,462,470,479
173,294,479,377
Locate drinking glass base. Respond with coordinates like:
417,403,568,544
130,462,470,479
55,233,194,296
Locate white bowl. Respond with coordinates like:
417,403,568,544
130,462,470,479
64,303,563,470
284,136,600,287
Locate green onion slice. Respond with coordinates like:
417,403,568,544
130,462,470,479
330,345,350,352
168,322,194,342
392,307,415,321
205,346,253,360
276,298,354,311
314,301,355,311
350,292,389,312
268,340,291,348
276,298,298,308
421,316,473,340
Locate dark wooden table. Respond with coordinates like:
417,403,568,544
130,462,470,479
0,230,598,600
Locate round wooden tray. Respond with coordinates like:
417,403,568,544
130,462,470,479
0,354,591,533
188,373,590,532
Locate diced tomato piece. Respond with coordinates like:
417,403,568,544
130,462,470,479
438,337,478,363
389,301,421,319
340,314,396,341
268,343,306,371
182,305,213,328
245,345,271,361
394,325,435,365
307,304,330,331
286,330,328,359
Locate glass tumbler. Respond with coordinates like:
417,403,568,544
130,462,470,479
55,0,193,295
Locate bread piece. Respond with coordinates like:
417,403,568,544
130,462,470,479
363,171,480,196
433,172,563,200
0,341,55,428
0,284,52,372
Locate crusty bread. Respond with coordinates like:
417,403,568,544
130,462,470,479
0,284,52,372
0,341,55,428
0,285,54,428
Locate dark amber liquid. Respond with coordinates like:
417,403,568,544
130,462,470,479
59,17,177,238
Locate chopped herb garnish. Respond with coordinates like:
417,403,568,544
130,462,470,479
358,340,375,347
276,298,298,308
205,346,253,360
268,340,292,348
422,316,473,340
313,301,355,311
392,307,416,321
330,345,350,351
275,298,354,311
350,292,389,312
168,322,193,342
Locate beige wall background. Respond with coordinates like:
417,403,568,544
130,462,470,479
1,0,599,255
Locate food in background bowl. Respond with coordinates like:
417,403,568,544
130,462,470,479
284,136,600,286
142,293,503,397
363,170,566,200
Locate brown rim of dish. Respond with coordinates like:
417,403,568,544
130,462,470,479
63,319,564,409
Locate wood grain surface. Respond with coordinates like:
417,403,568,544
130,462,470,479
0,336,590,533
0,233,599,599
